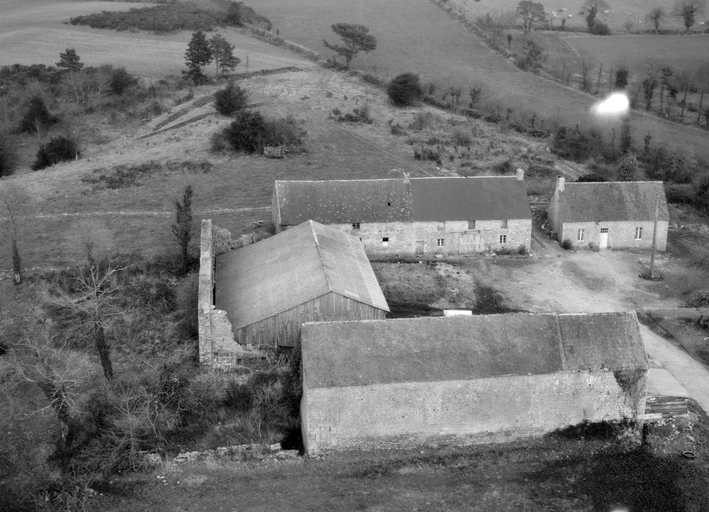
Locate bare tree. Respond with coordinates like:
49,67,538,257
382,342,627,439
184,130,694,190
646,7,667,34
0,183,32,284
674,69,695,118
672,0,706,31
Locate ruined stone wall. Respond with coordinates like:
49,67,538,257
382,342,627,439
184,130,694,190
560,221,668,251
284,219,531,256
302,370,646,456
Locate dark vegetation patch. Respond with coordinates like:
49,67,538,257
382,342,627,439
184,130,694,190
70,0,271,34
472,282,514,314
81,160,212,190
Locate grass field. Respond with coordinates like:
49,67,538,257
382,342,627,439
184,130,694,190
451,0,708,33
0,0,313,77
246,0,709,161
564,34,709,74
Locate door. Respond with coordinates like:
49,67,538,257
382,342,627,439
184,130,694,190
459,233,482,254
415,240,424,255
599,228,609,249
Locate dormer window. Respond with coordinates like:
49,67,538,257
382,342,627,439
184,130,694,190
382,237,389,247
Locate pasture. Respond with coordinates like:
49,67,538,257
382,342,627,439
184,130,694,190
451,0,708,33
0,0,313,77
243,0,709,161
564,34,709,74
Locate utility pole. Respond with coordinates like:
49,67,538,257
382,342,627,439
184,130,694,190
649,192,660,279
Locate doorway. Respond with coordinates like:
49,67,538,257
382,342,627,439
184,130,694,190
599,228,609,249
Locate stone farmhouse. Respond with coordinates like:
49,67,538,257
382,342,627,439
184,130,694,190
300,312,648,456
272,173,532,256
547,178,669,251
199,219,389,365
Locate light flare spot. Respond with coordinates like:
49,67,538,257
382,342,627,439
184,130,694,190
591,92,630,116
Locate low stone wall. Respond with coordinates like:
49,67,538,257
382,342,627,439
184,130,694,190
173,443,299,464
198,219,214,365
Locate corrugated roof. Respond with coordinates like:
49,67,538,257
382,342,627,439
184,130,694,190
556,182,669,223
301,312,647,389
215,221,389,329
274,176,531,225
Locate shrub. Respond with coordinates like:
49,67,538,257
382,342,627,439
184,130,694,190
665,183,695,204
576,173,608,182
262,116,304,146
333,104,372,124
214,82,249,116
561,238,573,250
387,73,423,107
0,131,19,177
209,130,229,153
224,109,266,153
617,154,639,181
518,244,528,255
451,127,472,146
527,163,556,178
17,96,58,134
409,111,438,131
589,21,611,35
552,126,603,162
390,123,406,135
32,136,79,170
110,67,135,95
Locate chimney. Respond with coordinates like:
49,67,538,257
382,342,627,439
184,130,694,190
402,171,410,184
516,168,525,181
557,176,565,192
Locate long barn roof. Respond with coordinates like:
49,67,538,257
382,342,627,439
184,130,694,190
215,221,389,330
274,176,532,225
555,181,669,223
301,312,647,389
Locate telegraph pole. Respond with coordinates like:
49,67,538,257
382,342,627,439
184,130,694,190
649,192,660,279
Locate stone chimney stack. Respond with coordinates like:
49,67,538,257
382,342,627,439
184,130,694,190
557,176,565,192
402,171,410,184
516,168,525,181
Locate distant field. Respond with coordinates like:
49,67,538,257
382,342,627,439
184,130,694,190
564,34,709,73
0,0,312,77
249,0,709,161
451,0,708,33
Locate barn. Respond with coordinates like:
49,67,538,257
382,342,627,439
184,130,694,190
300,312,648,456
272,172,532,256
547,178,669,251
214,220,389,350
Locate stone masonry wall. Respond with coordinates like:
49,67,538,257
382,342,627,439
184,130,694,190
302,370,646,456
285,219,531,256
560,221,668,251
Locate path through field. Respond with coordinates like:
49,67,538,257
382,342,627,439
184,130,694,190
253,0,709,160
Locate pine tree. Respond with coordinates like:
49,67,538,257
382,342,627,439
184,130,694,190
56,48,84,72
323,24,377,67
183,31,213,85
209,34,241,77
617,154,639,181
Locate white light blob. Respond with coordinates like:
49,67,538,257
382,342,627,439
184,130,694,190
591,92,630,116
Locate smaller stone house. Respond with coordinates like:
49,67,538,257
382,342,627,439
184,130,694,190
547,178,669,251
211,220,389,354
300,312,648,456
272,173,532,256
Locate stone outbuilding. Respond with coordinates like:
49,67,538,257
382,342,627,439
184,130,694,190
272,173,532,256
300,312,648,456
212,220,389,353
547,178,669,251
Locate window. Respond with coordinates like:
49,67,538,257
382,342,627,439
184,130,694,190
437,238,445,247
577,229,585,242
387,201,391,206
437,221,445,231
600,228,609,233
499,234,507,244
468,220,476,230
352,222,360,230
501,220,508,228
382,237,389,247
635,227,643,240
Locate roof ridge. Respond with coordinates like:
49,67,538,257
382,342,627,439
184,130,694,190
309,220,335,293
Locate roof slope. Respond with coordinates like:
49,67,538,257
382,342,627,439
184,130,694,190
556,182,669,223
274,176,531,225
301,312,646,389
215,221,389,329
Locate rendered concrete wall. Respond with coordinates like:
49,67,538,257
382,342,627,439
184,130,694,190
284,219,531,256
302,370,646,456
560,221,668,251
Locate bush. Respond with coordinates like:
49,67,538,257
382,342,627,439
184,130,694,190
561,238,574,250
576,173,608,182
262,115,304,146
17,96,58,135
617,154,639,181
214,82,249,116
209,130,229,153
32,136,79,170
527,162,556,178
665,184,695,204
451,127,472,147
110,67,135,95
224,110,266,153
552,126,603,162
0,131,19,177
409,111,438,131
387,72,423,107
333,104,372,124
518,244,528,255
589,21,611,35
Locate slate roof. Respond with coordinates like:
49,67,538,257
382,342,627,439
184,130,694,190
215,220,389,330
301,312,647,389
555,181,669,223
274,176,531,225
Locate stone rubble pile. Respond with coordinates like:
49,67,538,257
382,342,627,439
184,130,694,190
173,443,299,464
